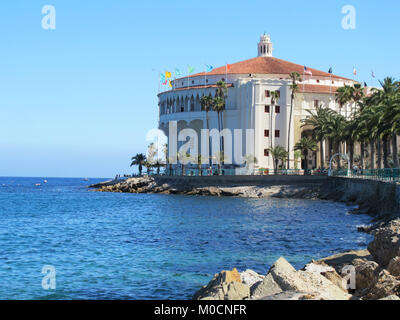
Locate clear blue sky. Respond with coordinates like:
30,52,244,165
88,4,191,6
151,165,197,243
0,0,399,178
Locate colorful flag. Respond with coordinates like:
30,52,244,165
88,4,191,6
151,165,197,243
206,64,214,73
175,68,182,77
188,65,195,74
353,67,357,76
165,71,172,79
304,66,312,75
160,73,166,83
168,80,172,88
371,71,375,78
226,64,232,71
162,80,168,85
328,66,333,74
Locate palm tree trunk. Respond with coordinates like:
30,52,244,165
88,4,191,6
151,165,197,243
221,110,225,166
320,140,324,169
370,139,375,169
360,142,365,170
349,141,354,169
336,143,341,168
287,96,294,169
383,137,389,168
328,138,333,165
377,140,382,169
303,150,308,174
392,134,399,167
206,110,211,167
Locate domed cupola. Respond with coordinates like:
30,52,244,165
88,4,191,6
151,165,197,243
258,33,273,57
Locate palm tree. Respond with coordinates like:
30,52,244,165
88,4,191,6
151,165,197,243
294,137,318,174
212,96,225,162
243,155,258,175
287,72,301,168
152,159,165,175
376,77,400,167
200,95,213,166
325,113,346,168
269,145,288,175
336,85,353,117
294,150,302,169
130,153,146,176
214,80,228,158
195,154,208,176
302,105,333,168
178,151,191,176
212,151,229,175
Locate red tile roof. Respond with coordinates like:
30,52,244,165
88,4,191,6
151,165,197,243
184,56,352,81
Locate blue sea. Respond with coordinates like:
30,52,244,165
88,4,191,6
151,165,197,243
0,177,373,300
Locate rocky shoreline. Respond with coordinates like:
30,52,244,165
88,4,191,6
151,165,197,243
89,176,321,199
89,176,400,300
194,219,400,300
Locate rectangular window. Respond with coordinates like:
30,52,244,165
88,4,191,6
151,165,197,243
314,100,319,108
275,130,280,138
275,105,280,113
264,149,269,157
265,105,270,113
264,130,269,137
265,90,270,98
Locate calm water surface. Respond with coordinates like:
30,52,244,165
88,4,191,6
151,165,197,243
0,177,372,299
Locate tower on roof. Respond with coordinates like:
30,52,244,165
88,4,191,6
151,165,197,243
258,33,273,57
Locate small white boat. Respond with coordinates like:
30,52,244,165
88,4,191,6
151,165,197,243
44,180,48,183
35,183,41,186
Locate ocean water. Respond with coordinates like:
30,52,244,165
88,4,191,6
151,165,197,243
0,177,372,300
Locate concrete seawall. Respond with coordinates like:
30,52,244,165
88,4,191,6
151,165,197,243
323,177,400,218
153,175,328,187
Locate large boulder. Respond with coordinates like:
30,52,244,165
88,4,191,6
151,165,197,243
353,259,382,291
266,257,351,300
193,268,250,300
303,261,346,292
363,270,400,300
240,269,264,287
250,274,282,298
368,219,400,268
224,282,250,300
388,257,400,276
317,249,372,273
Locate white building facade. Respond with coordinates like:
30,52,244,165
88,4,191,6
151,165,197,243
158,35,357,173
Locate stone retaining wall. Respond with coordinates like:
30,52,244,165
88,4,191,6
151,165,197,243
324,177,400,217
153,175,328,187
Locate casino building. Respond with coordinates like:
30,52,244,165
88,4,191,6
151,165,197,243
158,34,358,173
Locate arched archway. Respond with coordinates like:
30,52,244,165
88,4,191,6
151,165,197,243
328,153,350,176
